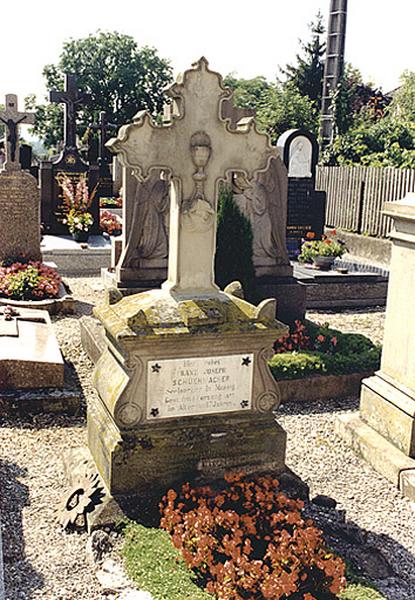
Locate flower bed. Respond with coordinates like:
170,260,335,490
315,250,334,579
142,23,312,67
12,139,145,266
269,320,381,381
159,473,346,599
0,259,61,301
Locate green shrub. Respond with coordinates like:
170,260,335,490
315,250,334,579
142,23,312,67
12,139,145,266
215,184,256,302
271,320,381,380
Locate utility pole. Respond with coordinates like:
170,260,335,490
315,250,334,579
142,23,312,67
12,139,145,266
320,0,348,147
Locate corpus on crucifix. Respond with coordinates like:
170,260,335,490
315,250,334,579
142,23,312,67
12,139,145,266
49,74,90,151
0,94,35,171
107,57,276,297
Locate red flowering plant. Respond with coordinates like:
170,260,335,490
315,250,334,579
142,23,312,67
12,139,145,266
100,210,122,236
274,321,338,355
160,473,346,599
0,259,61,301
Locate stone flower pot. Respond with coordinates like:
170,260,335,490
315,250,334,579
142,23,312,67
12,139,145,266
312,255,335,270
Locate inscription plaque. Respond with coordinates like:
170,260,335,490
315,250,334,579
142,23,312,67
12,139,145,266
147,354,254,419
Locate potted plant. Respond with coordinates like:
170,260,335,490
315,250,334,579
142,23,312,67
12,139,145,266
58,174,97,243
100,210,122,236
298,229,347,270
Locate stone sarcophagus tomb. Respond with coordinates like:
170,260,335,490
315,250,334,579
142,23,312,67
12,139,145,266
89,58,288,497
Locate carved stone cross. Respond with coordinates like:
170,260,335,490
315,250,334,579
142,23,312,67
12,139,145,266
0,94,35,171
50,74,90,151
108,57,276,296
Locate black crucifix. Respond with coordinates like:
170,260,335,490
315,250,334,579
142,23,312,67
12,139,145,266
0,94,35,170
90,111,117,167
50,74,90,151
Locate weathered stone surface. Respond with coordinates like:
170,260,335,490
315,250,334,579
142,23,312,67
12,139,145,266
88,391,286,497
360,374,415,457
89,58,288,498
80,316,106,365
0,308,64,390
279,371,373,404
400,469,415,502
336,413,415,489
0,170,41,261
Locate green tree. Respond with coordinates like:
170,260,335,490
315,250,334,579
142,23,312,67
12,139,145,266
256,83,318,144
223,75,270,110
26,31,172,151
280,13,326,108
215,184,256,301
326,115,415,168
390,70,415,122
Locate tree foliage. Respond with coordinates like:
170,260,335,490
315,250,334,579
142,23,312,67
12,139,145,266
26,31,172,151
390,70,415,122
280,13,326,108
256,83,318,144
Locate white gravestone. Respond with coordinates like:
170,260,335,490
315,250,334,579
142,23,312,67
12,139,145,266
147,354,254,419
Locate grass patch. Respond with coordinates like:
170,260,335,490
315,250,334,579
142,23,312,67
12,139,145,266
122,521,386,599
122,522,212,599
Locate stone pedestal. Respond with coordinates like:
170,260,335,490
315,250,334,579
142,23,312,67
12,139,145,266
338,192,415,500
89,289,288,497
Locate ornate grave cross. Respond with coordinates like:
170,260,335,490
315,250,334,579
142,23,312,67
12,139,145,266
90,111,117,166
0,94,35,171
50,74,90,151
108,57,276,296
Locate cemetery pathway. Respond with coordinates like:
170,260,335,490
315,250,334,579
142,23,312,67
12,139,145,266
0,280,413,600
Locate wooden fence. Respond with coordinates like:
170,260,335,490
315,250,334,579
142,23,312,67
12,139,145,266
316,166,415,238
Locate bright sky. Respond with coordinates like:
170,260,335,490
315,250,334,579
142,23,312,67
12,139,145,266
1,0,412,106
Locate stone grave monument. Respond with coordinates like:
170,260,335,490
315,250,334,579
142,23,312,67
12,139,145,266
90,111,117,200
88,58,288,498
338,192,415,501
0,94,41,262
0,306,64,390
40,74,99,234
277,129,326,257
103,89,305,323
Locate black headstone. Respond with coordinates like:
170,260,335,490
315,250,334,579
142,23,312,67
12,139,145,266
277,129,326,257
90,112,117,200
40,74,100,234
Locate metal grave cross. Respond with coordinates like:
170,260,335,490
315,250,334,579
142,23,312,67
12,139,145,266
90,111,117,166
0,94,35,171
107,57,276,296
50,74,90,151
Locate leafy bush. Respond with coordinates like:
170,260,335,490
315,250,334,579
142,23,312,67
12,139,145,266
215,184,256,302
160,473,346,599
0,261,61,300
271,320,380,380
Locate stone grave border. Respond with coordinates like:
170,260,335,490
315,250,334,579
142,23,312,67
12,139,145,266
0,281,74,315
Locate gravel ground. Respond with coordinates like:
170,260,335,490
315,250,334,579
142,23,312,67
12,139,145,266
1,279,414,600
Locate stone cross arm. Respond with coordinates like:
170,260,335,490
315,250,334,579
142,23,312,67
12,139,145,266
107,110,275,201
